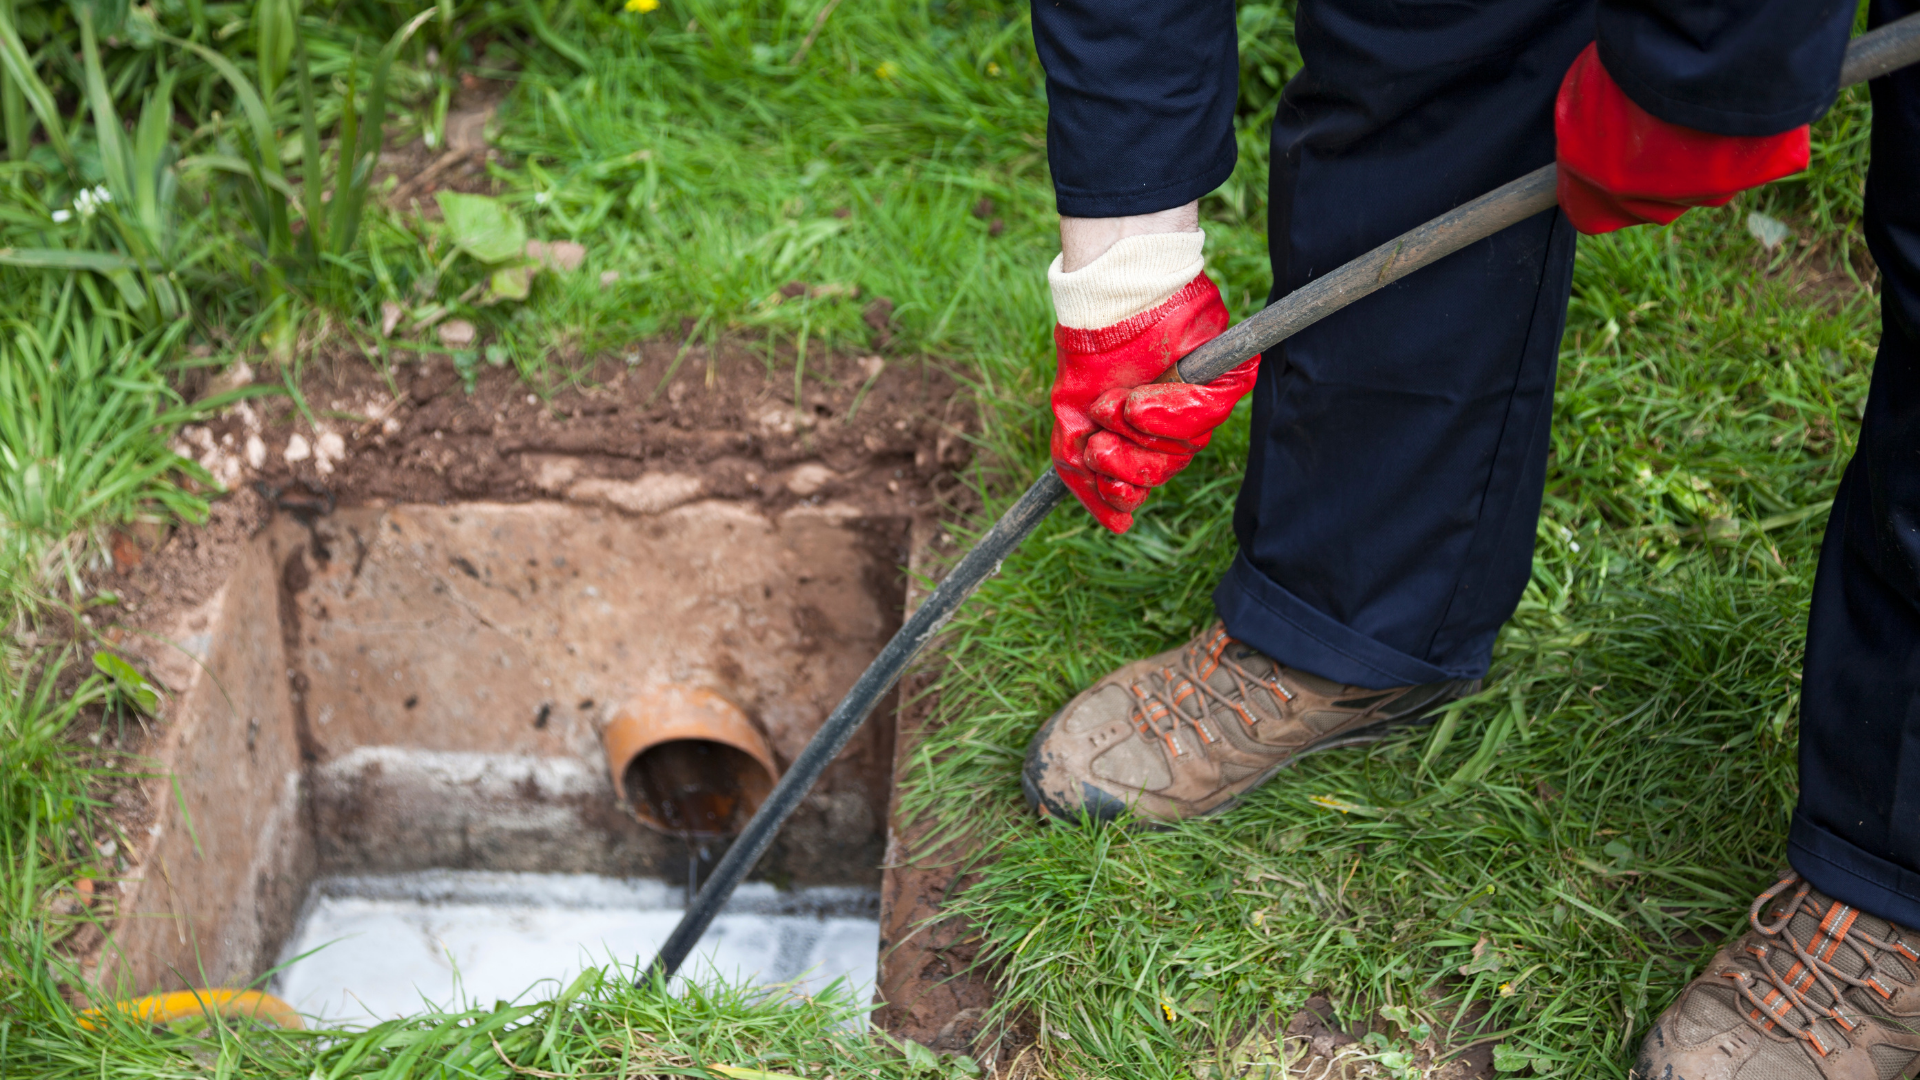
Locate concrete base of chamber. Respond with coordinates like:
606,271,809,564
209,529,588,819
274,870,880,1026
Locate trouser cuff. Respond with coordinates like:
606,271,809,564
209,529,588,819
1790,811,1920,930
1213,552,1476,690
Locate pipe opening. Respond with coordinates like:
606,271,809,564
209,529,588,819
626,739,772,837
602,685,781,839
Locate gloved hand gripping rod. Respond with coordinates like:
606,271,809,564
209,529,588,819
643,12,1920,985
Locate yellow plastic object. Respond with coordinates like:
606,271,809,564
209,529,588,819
78,989,303,1031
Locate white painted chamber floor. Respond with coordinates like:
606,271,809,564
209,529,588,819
272,871,880,1027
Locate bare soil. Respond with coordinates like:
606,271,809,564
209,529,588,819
103,338,972,624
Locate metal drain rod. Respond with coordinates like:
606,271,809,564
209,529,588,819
641,12,1920,986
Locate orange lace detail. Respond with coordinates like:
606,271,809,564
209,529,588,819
1721,874,1919,1055
1125,627,1293,757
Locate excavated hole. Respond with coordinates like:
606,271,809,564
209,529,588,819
100,496,909,1025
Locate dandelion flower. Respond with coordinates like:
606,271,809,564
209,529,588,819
875,60,899,80
625,0,659,12
986,61,1001,76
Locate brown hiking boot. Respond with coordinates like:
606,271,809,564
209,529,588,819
1020,622,1477,824
1634,873,1920,1080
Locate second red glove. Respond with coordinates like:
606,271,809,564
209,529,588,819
1050,272,1259,534
1554,43,1809,235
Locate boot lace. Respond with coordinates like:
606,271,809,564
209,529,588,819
1722,873,1920,1055
1125,627,1294,759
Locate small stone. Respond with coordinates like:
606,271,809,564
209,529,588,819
437,319,477,348
566,473,704,515
785,463,836,497
314,431,346,476
527,239,586,272
284,433,312,462
756,406,797,437
530,457,582,493
599,270,620,290
110,532,144,573
245,434,267,469
208,360,253,396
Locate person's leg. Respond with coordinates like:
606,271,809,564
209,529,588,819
1789,0,1920,929
1023,0,1596,822
1214,0,1591,689
1634,3,1920,1077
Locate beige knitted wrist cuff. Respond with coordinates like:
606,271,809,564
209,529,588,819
1048,230,1207,330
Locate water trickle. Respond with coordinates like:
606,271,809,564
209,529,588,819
685,838,712,906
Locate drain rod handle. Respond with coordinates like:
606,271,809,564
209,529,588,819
642,12,1920,985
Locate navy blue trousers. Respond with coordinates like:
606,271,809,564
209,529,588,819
1213,0,1592,688
1205,0,1920,925
1790,0,1920,931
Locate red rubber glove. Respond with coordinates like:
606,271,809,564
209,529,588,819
1050,272,1259,534
1554,43,1809,235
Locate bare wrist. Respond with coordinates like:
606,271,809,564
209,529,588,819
1059,202,1201,273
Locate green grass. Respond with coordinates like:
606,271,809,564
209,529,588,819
905,86,1880,1080
0,0,1890,1074
0,961,980,1080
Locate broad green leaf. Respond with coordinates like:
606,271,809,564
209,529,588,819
437,192,526,264
93,651,159,714
484,261,538,304
1492,1046,1532,1074
0,247,145,271
902,1040,939,1072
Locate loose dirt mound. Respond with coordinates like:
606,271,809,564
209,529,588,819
107,338,973,622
